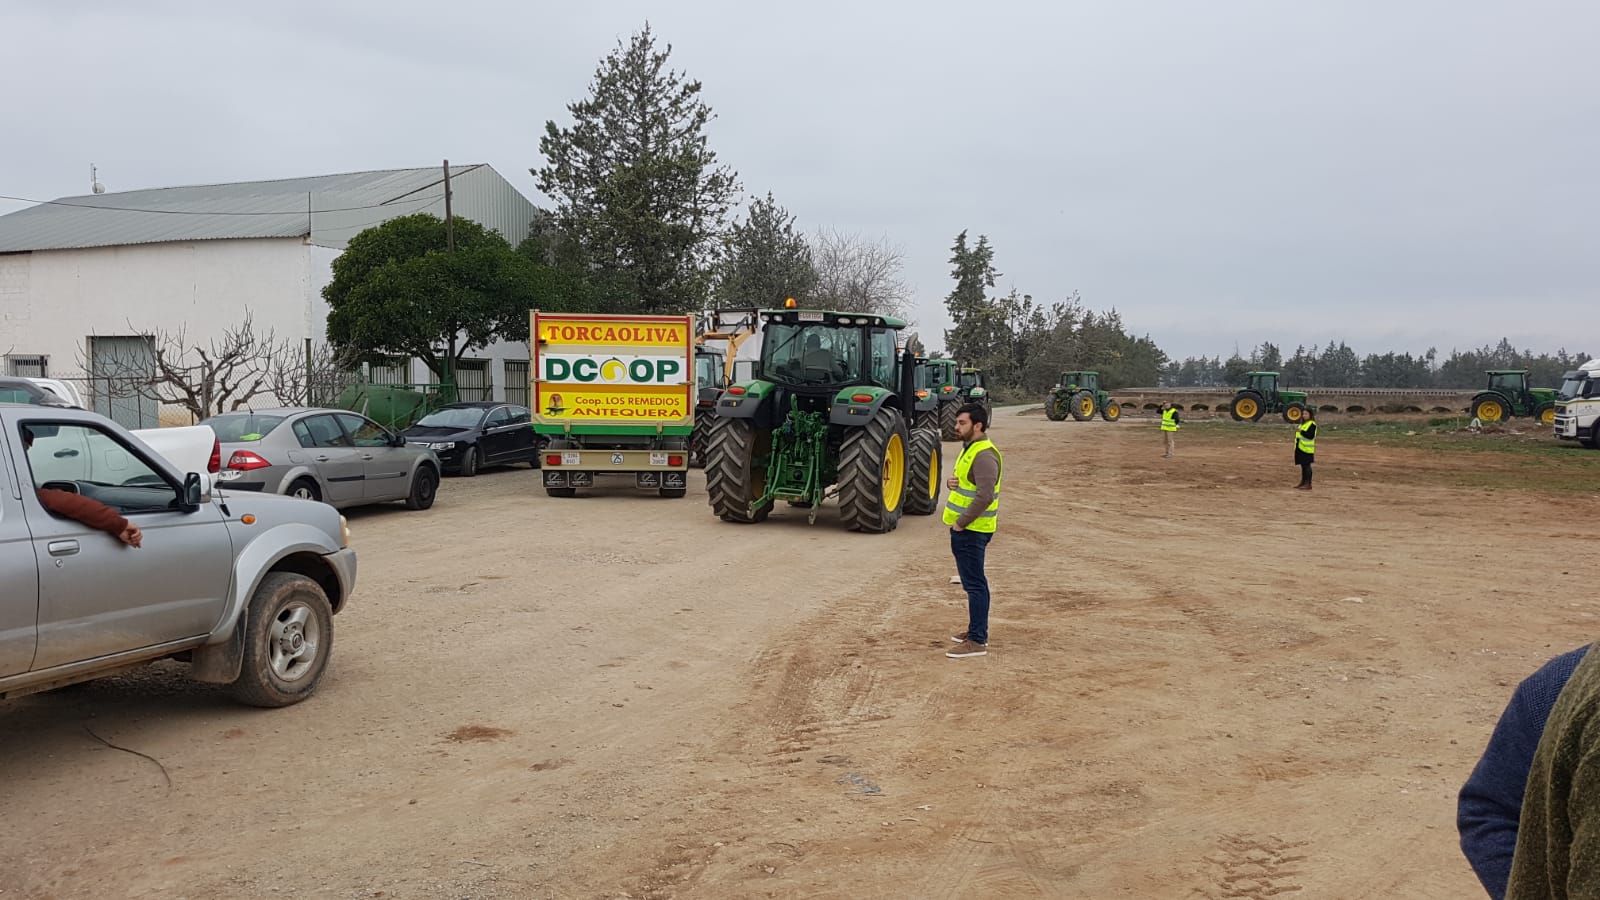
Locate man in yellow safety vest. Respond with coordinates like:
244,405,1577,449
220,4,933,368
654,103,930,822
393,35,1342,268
1294,409,1317,490
943,403,1002,659
1160,401,1180,458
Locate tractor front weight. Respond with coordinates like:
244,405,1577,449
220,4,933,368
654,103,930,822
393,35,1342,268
754,398,832,523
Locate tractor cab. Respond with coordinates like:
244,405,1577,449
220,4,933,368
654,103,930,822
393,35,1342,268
1060,371,1099,393
694,347,726,404
757,309,901,399
1485,370,1529,395
1246,372,1279,398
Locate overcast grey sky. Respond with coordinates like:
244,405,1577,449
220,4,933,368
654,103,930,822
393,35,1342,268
4,0,1595,359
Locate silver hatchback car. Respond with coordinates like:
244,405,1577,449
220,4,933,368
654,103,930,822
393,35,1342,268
203,408,441,511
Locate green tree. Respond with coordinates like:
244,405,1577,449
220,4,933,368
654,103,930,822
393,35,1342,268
535,23,741,313
715,192,816,306
324,214,553,392
943,230,1002,363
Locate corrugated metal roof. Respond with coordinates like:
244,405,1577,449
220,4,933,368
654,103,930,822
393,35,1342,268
0,166,483,253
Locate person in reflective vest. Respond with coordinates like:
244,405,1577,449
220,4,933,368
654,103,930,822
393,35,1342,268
1160,401,1181,458
1294,409,1317,490
943,403,1002,659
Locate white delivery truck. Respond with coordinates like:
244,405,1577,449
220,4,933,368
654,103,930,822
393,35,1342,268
1553,359,1600,447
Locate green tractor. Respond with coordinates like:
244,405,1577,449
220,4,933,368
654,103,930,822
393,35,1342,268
705,307,942,532
1471,370,1558,426
918,357,964,440
911,355,944,433
1044,371,1123,422
1229,372,1313,423
956,367,992,416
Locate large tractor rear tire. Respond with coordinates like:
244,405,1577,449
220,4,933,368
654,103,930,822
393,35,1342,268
1472,394,1507,424
939,401,960,441
915,409,940,432
1100,400,1122,422
1536,403,1556,427
905,427,943,516
838,408,909,533
1070,390,1095,422
1231,390,1266,422
1283,402,1308,424
1045,394,1068,421
705,417,771,524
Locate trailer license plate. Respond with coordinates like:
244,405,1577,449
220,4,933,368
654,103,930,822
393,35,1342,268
562,453,581,466
650,453,668,466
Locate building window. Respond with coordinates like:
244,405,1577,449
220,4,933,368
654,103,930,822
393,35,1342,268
429,358,490,402
364,356,412,386
5,354,48,378
504,360,529,407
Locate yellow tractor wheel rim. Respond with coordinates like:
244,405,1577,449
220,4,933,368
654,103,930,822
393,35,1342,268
1286,406,1303,422
1236,398,1258,418
1079,398,1093,415
1107,403,1120,419
882,433,905,511
927,449,939,498
1479,401,1503,421
1541,408,1556,425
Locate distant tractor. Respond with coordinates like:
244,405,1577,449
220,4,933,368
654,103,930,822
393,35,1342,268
1471,370,1558,426
705,305,942,533
956,368,992,416
919,357,964,440
1229,372,1313,423
689,345,727,467
1045,371,1123,422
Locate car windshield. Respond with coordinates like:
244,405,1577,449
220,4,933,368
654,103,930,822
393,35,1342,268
1559,374,1587,400
414,407,487,429
761,323,863,386
204,413,288,443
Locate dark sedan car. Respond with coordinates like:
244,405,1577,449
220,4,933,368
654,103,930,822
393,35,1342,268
400,402,540,476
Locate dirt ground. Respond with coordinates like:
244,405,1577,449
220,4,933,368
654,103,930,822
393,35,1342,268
3,409,1594,899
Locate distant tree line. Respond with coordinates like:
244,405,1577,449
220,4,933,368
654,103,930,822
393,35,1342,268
941,231,1168,399
1163,339,1590,390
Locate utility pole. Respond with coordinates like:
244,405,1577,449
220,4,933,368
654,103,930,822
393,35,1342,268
443,159,455,253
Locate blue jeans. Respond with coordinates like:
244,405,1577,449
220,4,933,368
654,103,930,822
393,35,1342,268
950,528,994,644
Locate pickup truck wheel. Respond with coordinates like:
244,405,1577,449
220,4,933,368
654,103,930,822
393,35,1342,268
288,477,321,502
405,467,439,510
230,573,333,708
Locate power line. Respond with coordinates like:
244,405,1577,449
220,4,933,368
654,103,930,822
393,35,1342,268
0,191,446,217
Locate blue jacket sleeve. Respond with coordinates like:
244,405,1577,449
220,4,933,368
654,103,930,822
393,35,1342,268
1458,645,1591,899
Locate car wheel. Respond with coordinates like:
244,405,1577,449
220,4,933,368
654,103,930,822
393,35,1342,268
229,572,333,708
406,466,439,510
288,477,322,502
460,446,479,478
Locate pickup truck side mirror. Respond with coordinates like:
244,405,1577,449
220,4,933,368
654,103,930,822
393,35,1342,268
181,472,206,511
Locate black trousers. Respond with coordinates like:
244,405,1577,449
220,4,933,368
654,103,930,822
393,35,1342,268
1299,461,1313,484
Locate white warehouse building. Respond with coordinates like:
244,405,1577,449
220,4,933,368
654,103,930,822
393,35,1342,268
0,165,539,427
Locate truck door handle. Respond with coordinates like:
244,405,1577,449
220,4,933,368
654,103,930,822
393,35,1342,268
48,540,80,556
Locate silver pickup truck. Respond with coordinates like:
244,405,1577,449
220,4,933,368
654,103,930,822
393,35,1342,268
0,404,356,707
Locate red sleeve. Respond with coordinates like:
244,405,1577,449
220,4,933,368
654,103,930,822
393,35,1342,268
37,489,130,537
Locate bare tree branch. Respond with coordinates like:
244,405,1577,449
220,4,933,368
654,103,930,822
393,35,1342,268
809,228,912,320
